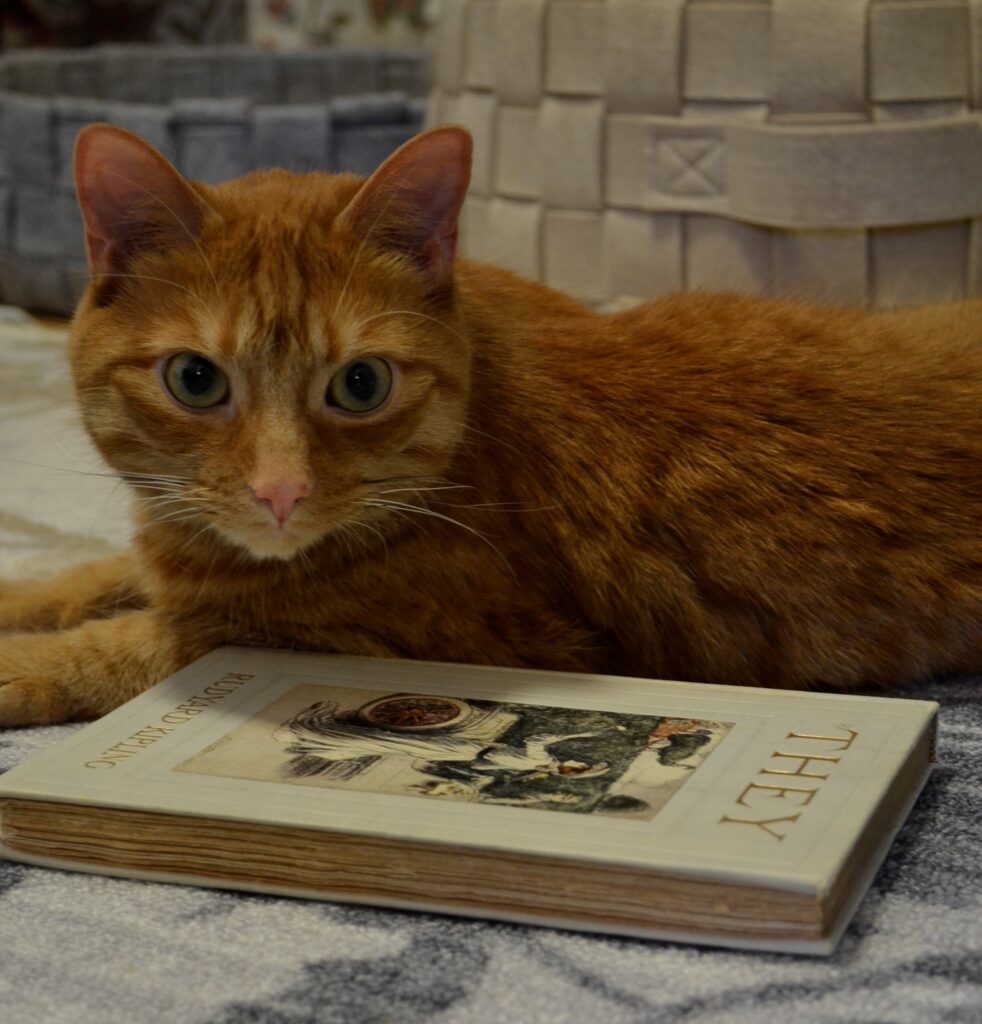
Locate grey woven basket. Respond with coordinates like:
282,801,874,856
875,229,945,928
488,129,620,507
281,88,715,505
0,45,428,315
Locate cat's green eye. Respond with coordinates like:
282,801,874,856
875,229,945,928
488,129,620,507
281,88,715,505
163,353,230,410
326,357,393,414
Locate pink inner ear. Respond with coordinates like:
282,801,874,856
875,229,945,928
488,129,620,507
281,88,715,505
75,124,204,278
338,126,473,286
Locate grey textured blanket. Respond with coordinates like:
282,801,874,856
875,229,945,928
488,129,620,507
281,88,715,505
0,314,979,1022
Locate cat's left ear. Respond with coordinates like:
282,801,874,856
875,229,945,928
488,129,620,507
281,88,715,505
334,125,472,289
74,123,206,278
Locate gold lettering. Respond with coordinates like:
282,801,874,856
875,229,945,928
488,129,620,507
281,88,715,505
718,724,859,836
174,703,206,715
82,673,253,768
760,752,840,779
718,813,802,841
132,725,174,740
161,711,194,724
736,782,818,808
200,685,234,698
785,727,858,752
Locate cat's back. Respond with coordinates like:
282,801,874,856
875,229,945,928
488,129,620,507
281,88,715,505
595,293,981,453
458,271,980,494
607,292,981,391
459,265,980,417
458,281,980,688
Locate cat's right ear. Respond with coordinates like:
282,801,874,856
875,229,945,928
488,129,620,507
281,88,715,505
334,125,472,290
74,123,205,278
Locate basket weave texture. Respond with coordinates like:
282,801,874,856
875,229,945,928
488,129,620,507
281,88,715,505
429,0,982,308
0,45,428,314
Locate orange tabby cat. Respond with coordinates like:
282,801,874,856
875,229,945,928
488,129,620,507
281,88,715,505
0,123,978,725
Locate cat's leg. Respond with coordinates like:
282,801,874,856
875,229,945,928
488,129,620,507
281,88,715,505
0,610,218,726
0,553,145,632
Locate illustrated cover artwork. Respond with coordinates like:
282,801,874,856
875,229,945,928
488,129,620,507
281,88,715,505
176,683,733,819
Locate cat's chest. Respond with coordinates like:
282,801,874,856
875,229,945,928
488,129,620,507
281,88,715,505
147,537,596,669
151,537,515,634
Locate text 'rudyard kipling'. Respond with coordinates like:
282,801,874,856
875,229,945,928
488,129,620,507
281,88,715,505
83,673,255,769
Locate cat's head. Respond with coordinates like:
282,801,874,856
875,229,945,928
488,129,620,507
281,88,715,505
69,123,472,560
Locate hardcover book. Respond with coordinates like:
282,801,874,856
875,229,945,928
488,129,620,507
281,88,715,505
0,648,936,954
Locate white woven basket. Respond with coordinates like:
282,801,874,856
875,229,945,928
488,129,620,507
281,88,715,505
428,0,982,308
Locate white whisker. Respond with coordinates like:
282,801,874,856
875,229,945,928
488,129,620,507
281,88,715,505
171,520,217,556
135,496,188,510
434,499,562,512
70,271,210,313
460,422,526,458
102,169,222,297
123,471,193,483
332,186,402,323
370,484,473,497
344,516,389,562
0,455,132,482
362,497,508,565
354,308,469,348
151,504,212,525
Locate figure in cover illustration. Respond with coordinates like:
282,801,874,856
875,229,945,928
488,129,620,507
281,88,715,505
176,684,733,819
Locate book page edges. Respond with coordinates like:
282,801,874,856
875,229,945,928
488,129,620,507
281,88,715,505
0,843,836,955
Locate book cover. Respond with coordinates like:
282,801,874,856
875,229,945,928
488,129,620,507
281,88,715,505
0,648,937,954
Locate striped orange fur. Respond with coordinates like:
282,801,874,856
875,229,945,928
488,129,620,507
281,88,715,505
0,124,978,725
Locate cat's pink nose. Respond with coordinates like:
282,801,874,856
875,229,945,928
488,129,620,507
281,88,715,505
249,480,310,527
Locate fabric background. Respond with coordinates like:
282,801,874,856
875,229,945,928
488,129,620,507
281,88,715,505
0,312,979,1023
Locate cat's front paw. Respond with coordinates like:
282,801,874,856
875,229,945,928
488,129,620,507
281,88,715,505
0,556,145,633
0,578,53,632
0,635,83,726
0,589,13,632
0,610,201,728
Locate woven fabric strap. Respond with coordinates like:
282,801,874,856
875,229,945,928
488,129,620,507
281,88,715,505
608,115,982,229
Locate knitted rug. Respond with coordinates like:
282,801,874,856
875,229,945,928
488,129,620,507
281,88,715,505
0,311,979,1023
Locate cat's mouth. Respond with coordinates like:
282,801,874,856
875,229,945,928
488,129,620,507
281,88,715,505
141,482,383,563
223,519,322,561
220,498,380,562
136,489,320,561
